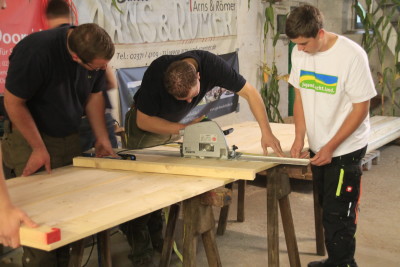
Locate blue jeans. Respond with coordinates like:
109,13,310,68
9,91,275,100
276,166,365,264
79,113,118,151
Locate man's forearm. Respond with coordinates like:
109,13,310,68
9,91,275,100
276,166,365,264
293,88,306,141
237,82,273,137
136,109,186,135
85,92,109,142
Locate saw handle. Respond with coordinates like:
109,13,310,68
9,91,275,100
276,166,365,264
223,128,234,136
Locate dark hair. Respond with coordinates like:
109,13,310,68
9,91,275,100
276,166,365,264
68,23,115,63
164,60,198,98
45,0,70,19
285,4,324,39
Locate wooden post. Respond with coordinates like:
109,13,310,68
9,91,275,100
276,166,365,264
266,166,301,267
237,180,246,222
160,204,180,267
68,239,85,267
183,195,222,267
217,183,233,236
97,230,112,267
277,169,300,267
267,168,280,266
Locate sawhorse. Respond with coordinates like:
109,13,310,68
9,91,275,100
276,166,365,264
217,165,305,267
68,192,222,267
160,194,222,267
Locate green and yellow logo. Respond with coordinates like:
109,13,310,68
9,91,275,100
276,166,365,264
299,70,338,94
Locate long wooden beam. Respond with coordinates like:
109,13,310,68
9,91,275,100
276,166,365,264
73,154,277,180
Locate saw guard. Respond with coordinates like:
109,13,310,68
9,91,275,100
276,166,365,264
182,121,230,159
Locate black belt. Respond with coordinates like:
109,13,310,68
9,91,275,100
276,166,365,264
310,145,367,165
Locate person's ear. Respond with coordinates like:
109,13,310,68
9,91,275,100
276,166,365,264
71,52,80,63
197,72,200,79
317,29,324,40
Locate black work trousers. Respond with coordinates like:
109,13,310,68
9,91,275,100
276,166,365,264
311,146,367,267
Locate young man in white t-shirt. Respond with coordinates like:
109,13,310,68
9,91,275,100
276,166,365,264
286,4,376,267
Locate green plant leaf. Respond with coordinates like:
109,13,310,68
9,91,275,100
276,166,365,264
264,21,269,38
366,13,374,25
266,6,274,29
395,37,400,54
384,26,392,43
392,0,400,5
354,5,365,21
375,16,384,29
383,66,393,78
111,0,123,13
273,31,280,46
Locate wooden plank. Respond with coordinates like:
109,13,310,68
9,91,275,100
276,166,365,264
368,116,400,152
362,150,381,171
73,155,274,180
223,122,303,156
224,117,400,159
19,225,61,247
7,166,235,251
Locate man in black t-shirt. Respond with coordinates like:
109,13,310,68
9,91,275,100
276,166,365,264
44,0,119,151
126,50,283,154
0,23,116,266
124,50,284,264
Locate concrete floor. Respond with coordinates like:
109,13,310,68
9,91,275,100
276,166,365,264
1,144,399,267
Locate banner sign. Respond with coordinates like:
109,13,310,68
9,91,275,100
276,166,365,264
75,0,237,43
116,51,239,126
74,0,239,69
0,0,47,93
112,35,237,69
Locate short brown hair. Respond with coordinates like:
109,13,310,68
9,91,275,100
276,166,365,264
285,4,324,39
46,0,70,20
68,23,115,63
164,60,198,98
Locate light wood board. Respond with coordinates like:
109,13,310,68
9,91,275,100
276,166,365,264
223,122,305,156
7,166,235,251
368,116,400,152
223,118,400,155
73,153,274,180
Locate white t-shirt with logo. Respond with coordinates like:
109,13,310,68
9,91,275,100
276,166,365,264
288,35,377,157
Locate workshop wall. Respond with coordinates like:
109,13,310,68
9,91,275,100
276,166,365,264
70,0,366,129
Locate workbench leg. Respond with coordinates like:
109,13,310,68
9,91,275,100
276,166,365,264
267,166,301,267
280,196,301,267
237,180,246,222
217,183,233,236
202,230,222,267
68,239,85,267
183,195,221,267
313,178,325,256
267,169,280,267
160,204,180,267
97,230,112,267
